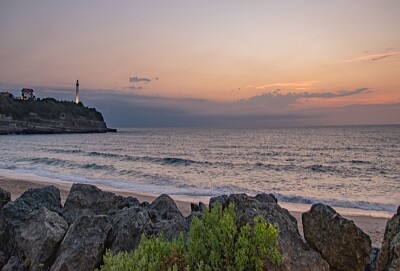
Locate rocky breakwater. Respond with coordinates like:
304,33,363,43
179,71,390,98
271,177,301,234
0,184,397,271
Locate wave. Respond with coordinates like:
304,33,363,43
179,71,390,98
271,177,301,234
48,148,85,154
88,151,122,159
123,155,213,166
275,193,397,213
82,163,116,171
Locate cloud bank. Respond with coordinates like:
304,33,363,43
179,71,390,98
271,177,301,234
3,85,398,128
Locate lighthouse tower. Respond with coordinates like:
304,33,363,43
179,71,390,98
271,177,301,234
75,79,79,104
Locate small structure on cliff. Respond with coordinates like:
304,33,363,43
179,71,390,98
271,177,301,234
21,88,35,100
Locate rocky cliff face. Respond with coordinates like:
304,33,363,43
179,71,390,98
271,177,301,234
0,95,112,134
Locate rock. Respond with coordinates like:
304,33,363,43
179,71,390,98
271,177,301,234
387,232,400,270
190,202,206,213
109,196,190,254
1,256,26,271
302,203,371,271
17,207,68,271
221,194,330,271
390,234,400,271
62,183,138,224
0,186,61,269
255,193,278,204
150,194,183,221
151,217,190,242
0,251,9,269
0,187,11,210
366,247,380,271
209,195,228,209
50,215,112,271
109,206,152,254
377,211,400,271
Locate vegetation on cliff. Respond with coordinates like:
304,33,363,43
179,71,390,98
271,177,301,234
0,94,104,122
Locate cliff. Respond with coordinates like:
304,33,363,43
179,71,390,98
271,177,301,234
0,94,114,134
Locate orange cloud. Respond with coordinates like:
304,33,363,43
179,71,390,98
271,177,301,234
255,80,317,90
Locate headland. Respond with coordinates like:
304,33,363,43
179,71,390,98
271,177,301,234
0,89,115,134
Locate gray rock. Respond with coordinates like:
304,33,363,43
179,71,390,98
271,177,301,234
377,210,400,271
109,206,152,254
0,186,61,269
366,247,380,271
0,188,11,210
0,251,9,269
220,194,330,271
62,183,138,225
302,203,371,271
151,217,190,242
17,207,68,271
190,202,206,213
50,215,112,271
209,194,228,209
1,256,26,271
387,232,400,271
150,194,183,221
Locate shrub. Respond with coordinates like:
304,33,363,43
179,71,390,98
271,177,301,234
98,203,282,271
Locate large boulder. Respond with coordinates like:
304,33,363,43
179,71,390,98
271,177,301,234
50,215,112,271
62,183,138,224
0,187,11,210
221,194,330,271
0,186,61,269
150,194,183,221
376,208,400,271
302,203,371,271
109,195,190,254
1,256,26,271
109,206,152,254
17,207,68,271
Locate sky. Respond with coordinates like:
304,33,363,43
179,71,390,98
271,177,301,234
0,1,399,127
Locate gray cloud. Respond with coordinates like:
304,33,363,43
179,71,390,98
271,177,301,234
237,88,369,108
126,86,143,90
129,76,151,83
371,55,390,61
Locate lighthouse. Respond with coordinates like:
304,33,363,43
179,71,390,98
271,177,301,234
75,79,79,104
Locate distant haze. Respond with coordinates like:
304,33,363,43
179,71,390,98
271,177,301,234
1,1,399,127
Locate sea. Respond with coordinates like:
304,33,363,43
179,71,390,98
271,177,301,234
0,126,399,217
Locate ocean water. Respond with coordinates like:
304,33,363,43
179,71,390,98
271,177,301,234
0,126,399,215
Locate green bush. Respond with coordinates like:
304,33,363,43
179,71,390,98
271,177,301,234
98,203,282,271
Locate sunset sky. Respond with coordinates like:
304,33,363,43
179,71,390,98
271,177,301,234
1,1,399,127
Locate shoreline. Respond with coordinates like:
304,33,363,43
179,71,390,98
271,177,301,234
0,175,390,247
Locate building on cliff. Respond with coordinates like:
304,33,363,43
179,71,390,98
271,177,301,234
21,88,35,100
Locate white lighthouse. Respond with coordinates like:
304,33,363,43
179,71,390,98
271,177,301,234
75,79,79,104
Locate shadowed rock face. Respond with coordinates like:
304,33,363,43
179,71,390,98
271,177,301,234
0,187,11,210
217,194,330,271
62,183,139,225
0,186,62,269
109,206,152,254
302,203,371,271
376,208,400,271
50,215,112,271
17,207,68,271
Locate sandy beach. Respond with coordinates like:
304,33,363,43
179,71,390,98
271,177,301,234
0,176,389,247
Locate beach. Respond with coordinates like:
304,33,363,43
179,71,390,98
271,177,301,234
0,176,389,247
